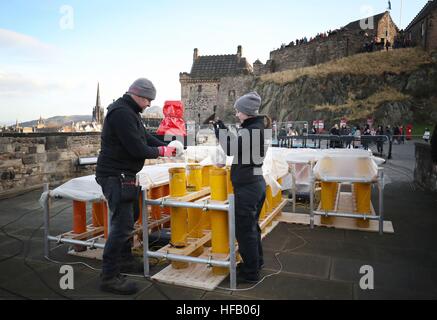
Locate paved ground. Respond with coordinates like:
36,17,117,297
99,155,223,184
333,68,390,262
0,141,436,300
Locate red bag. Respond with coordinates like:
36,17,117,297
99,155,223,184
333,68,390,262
156,101,187,137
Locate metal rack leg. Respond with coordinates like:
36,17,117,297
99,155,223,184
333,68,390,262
379,170,385,235
291,165,296,213
309,170,315,229
228,194,237,290
43,184,50,258
142,189,150,277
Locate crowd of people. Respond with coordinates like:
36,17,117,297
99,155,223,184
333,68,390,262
278,27,414,55
275,121,435,157
362,33,413,53
326,123,408,154
280,28,343,49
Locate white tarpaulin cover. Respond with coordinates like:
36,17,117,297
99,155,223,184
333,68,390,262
41,163,187,205
40,147,386,207
313,154,378,182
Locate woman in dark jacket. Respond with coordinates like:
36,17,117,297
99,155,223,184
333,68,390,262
213,92,271,283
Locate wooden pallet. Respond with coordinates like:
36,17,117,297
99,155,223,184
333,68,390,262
151,250,229,291
151,200,285,291
61,224,104,241
277,212,394,233
67,237,105,260
277,192,394,234
260,199,288,232
158,231,212,256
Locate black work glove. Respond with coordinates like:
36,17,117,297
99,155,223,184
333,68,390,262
212,120,228,138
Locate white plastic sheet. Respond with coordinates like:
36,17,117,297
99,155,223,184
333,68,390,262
40,147,385,207
313,154,378,182
283,148,384,193
43,163,187,204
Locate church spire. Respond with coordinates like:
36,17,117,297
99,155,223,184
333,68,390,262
92,82,104,126
96,82,101,108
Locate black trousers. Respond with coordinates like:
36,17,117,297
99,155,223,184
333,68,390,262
234,179,266,277
96,176,140,279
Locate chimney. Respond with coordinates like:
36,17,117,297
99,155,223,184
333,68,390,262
193,48,199,62
237,45,242,58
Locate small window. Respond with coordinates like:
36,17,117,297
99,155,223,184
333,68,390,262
198,85,202,93
228,90,236,100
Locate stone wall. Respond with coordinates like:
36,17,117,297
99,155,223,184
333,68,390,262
0,132,101,198
414,142,437,192
427,7,437,52
269,30,372,73
216,75,254,122
376,13,398,45
266,13,397,73
407,7,437,52
180,76,220,124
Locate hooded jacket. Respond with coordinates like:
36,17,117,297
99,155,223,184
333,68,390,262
96,94,165,177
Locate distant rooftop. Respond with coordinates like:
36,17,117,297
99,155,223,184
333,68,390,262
343,11,396,31
188,46,252,80
406,0,437,30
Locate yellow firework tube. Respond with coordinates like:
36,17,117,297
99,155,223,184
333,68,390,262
273,178,283,208
355,157,372,228
266,185,273,213
259,200,267,221
168,168,188,267
187,164,204,256
202,165,213,187
209,167,229,275
187,164,202,191
320,157,336,225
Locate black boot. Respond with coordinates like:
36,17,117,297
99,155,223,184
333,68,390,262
120,257,144,274
236,264,261,284
100,274,138,295
237,269,260,284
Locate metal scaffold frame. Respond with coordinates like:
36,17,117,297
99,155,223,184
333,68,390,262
309,168,385,235
41,177,239,290
141,192,238,290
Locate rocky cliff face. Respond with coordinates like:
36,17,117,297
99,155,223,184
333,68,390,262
253,61,437,127
245,49,437,127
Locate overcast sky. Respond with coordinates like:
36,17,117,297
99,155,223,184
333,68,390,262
0,0,428,125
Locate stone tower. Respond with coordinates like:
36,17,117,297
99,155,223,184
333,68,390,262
179,46,253,124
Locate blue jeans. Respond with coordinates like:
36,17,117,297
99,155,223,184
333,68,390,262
234,179,266,277
96,176,140,279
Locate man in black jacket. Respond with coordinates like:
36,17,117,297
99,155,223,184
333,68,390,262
96,78,175,295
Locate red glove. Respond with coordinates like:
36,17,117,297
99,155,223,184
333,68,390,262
158,146,176,157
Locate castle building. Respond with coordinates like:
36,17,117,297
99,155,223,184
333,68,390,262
256,11,399,74
405,0,437,52
179,46,253,124
180,12,401,123
92,83,104,125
